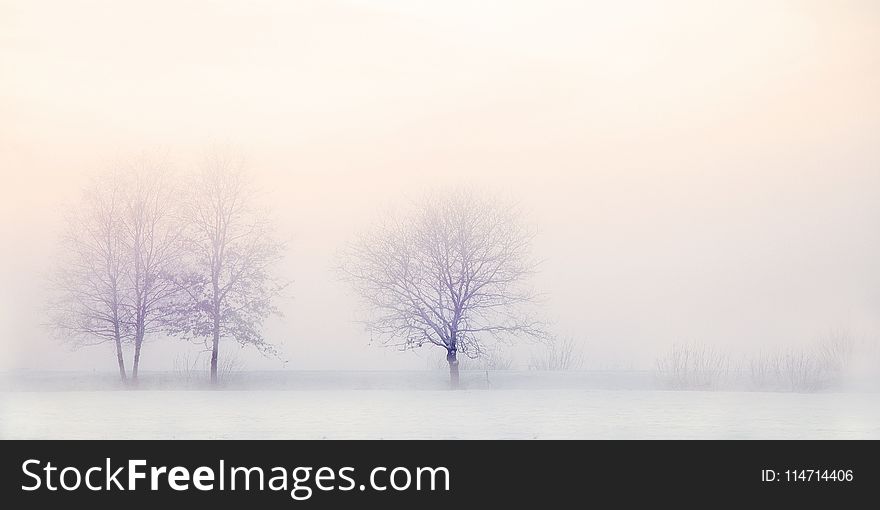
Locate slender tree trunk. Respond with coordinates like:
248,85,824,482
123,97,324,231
132,335,142,382
210,313,220,384
131,304,145,382
447,346,459,389
114,334,127,383
111,293,126,382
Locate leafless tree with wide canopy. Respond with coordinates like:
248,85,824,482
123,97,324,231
341,190,545,387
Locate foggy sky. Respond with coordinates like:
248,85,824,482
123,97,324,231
1,0,878,371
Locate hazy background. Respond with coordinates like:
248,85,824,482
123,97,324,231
1,0,878,372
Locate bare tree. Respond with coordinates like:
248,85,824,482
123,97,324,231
48,157,183,382
341,190,545,388
48,174,131,381
119,158,184,380
167,150,285,384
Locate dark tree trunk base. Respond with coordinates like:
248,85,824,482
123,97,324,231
447,349,460,389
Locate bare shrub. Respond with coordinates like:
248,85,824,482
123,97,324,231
173,349,245,385
216,349,246,383
746,332,858,392
748,346,837,393
748,351,782,391
817,330,855,381
528,338,584,371
431,346,514,371
468,348,515,371
656,342,729,390
852,337,880,389
779,349,825,392
173,351,203,384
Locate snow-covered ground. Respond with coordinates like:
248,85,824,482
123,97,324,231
1,371,878,439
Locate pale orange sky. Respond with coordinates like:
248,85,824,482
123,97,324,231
1,0,878,371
